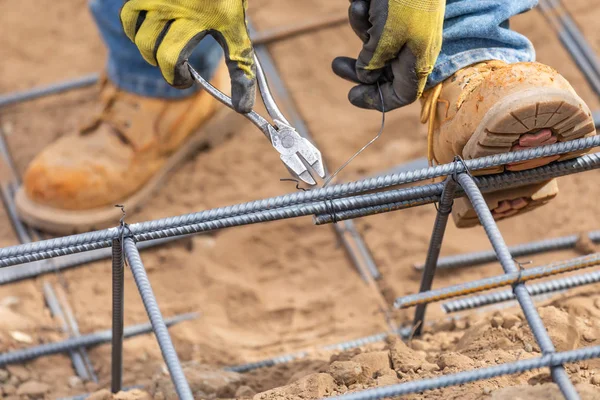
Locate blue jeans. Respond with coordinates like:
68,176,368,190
90,0,537,99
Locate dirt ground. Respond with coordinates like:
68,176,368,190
1,0,600,399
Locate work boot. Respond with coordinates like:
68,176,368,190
423,61,596,228
15,63,230,234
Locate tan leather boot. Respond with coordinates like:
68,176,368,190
423,61,596,228
15,63,230,234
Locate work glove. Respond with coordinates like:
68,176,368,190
332,0,445,111
120,0,256,113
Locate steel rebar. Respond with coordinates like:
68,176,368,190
0,313,198,367
444,269,600,313
43,283,90,381
123,238,193,400
413,231,600,271
328,345,600,400
0,139,598,270
111,239,124,393
457,173,579,400
412,178,457,336
397,253,600,308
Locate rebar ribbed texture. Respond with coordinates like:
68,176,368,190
0,138,597,269
123,238,193,400
111,239,124,393
0,313,197,367
397,253,600,308
327,345,600,400
444,269,600,313
457,173,579,400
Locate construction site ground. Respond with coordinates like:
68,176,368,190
2,0,600,399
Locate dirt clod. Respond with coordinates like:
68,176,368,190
16,380,50,397
328,361,367,385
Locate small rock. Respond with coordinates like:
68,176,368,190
7,365,30,382
483,387,492,395
115,389,152,399
583,332,597,342
437,353,476,370
328,361,367,385
0,368,9,382
2,384,16,395
375,372,399,386
235,385,256,398
591,375,600,386
351,351,391,374
389,337,439,373
16,380,50,396
502,315,521,329
68,375,83,388
10,331,33,344
491,316,504,328
87,389,112,400
524,343,533,353
9,375,19,385
410,339,431,352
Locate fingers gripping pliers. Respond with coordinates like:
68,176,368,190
188,55,326,185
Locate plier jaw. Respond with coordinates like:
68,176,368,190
188,55,326,186
268,122,326,186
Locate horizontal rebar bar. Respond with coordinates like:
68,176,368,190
314,150,600,225
328,344,600,400
414,230,600,271
123,238,193,400
444,269,600,313
456,173,579,399
0,313,198,367
0,138,598,270
396,253,600,308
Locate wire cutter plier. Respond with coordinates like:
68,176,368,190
188,55,326,186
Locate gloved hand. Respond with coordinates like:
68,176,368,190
120,0,256,113
332,0,445,111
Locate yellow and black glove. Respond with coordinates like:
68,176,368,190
333,0,445,111
120,0,256,113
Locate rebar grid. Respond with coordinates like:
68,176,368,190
0,139,597,270
123,238,193,400
456,173,579,399
396,253,600,308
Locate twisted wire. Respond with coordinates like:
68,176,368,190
396,253,600,308
123,238,193,400
0,137,597,267
0,313,197,367
327,345,600,400
444,269,600,313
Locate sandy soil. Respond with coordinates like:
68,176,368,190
1,0,600,398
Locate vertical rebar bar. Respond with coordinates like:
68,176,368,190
412,178,457,336
456,173,580,400
123,238,192,400
111,239,124,393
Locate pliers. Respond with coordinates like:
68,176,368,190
188,55,326,186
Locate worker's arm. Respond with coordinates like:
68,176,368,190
333,0,446,111
120,0,255,113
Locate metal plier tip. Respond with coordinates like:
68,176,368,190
188,54,325,186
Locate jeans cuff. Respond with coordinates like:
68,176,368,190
427,48,537,89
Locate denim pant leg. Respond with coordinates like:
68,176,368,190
89,0,223,99
428,0,538,88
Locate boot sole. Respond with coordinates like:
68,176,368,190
15,107,233,235
453,87,595,228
